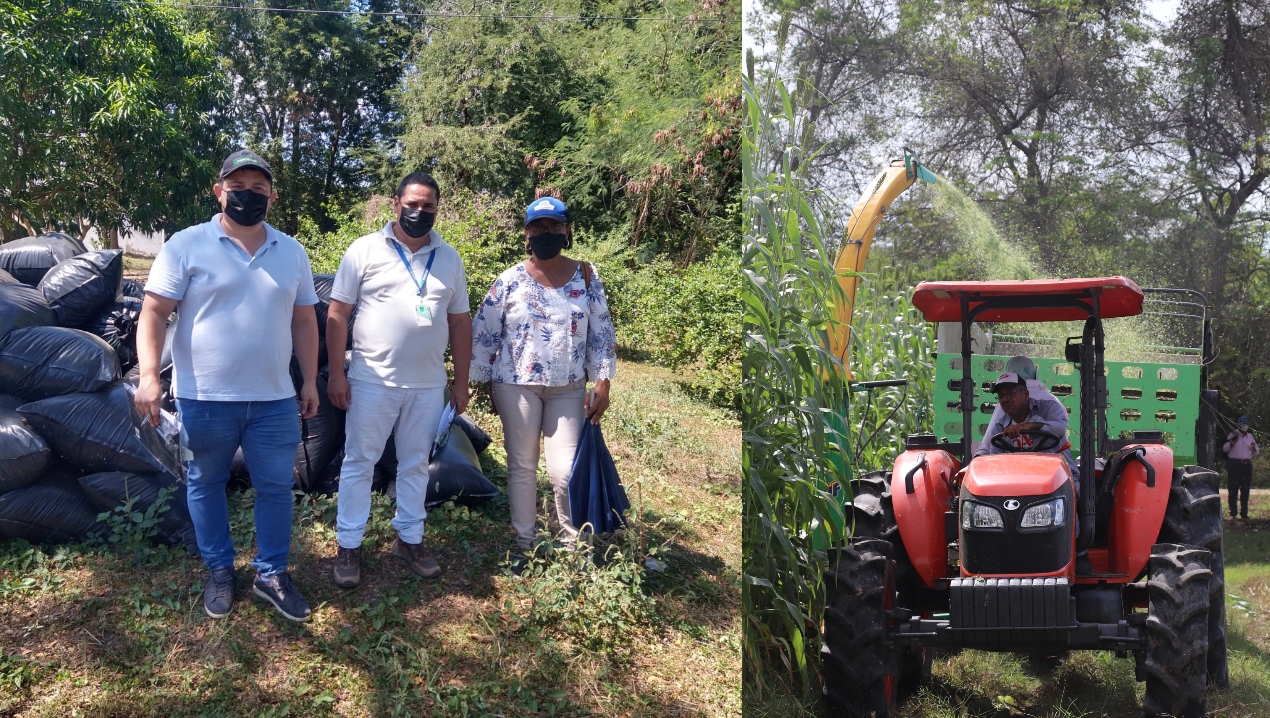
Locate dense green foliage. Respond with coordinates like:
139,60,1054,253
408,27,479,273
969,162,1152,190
400,0,740,262
0,0,222,241
742,74,852,691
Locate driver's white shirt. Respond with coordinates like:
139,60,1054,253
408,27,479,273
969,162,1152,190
975,393,1079,480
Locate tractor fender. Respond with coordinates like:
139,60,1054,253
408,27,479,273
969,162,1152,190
891,448,958,587
1108,444,1173,578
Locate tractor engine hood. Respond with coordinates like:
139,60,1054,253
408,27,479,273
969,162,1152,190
963,454,1071,497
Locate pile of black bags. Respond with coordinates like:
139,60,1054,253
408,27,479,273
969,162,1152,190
0,246,498,547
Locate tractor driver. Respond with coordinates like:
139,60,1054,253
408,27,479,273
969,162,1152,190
975,370,1091,575
974,370,1079,484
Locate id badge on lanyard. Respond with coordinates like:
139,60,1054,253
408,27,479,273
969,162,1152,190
394,241,437,327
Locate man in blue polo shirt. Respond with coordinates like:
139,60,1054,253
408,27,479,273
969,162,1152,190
134,149,321,622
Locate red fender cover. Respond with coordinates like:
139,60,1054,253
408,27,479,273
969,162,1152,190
891,449,959,587
1106,444,1173,580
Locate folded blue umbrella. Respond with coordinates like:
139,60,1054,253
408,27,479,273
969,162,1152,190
568,421,630,535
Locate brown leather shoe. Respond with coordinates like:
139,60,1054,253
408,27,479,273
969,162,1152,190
333,546,361,588
390,538,441,578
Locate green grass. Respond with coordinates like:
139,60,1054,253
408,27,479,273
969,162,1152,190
748,491,1270,718
0,361,740,717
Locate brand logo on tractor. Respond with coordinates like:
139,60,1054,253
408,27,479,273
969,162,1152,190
1003,499,1020,510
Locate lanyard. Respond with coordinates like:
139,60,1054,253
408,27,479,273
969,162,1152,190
393,240,437,297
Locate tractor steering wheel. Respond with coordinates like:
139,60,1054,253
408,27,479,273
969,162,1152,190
990,429,1062,454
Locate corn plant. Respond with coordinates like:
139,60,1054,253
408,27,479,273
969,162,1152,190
742,72,853,692
848,265,937,470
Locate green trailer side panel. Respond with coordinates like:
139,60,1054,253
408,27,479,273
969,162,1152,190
933,353,1200,465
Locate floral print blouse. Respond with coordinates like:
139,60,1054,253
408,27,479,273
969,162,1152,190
470,261,618,386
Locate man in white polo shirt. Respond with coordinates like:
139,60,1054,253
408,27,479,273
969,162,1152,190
325,171,472,588
134,149,321,621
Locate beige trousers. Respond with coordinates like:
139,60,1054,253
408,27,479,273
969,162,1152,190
493,380,586,550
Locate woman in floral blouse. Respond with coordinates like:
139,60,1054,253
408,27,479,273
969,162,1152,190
470,195,618,567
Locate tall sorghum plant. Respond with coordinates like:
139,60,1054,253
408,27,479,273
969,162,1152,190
742,72,854,692
848,265,937,470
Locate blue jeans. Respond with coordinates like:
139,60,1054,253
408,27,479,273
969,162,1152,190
177,398,301,576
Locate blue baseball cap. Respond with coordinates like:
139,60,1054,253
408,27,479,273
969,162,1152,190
1239,416,1250,425
524,196,569,225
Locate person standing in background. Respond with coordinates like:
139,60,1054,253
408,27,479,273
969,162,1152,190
1223,416,1260,520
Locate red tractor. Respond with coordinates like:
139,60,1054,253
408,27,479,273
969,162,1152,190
822,277,1226,718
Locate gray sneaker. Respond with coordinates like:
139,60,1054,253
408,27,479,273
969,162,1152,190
203,567,236,618
253,572,312,622
390,537,441,578
332,546,361,589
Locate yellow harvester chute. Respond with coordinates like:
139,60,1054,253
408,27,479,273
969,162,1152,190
830,149,938,380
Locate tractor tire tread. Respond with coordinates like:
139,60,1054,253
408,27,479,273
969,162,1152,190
822,539,891,718
1158,465,1228,687
1143,543,1211,718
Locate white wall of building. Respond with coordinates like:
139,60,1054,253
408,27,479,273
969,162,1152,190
82,225,165,257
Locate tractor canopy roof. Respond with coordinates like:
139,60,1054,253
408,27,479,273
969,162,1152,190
911,276,1143,323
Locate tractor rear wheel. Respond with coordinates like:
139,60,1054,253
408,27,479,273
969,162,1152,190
1143,543,1211,718
822,539,892,718
846,472,929,698
846,471,919,605
1158,466,1228,687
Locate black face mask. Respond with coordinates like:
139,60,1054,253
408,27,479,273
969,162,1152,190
399,207,436,238
223,188,269,227
529,232,568,260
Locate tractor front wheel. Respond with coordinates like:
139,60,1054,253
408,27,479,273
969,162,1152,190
822,539,893,718
1143,543,1211,718
1158,465,1228,687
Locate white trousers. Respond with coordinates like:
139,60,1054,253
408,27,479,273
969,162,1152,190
493,380,586,550
337,379,445,548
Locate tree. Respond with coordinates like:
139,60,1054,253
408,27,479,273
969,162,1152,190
0,0,223,243
1159,0,1270,310
396,0,740,261
398,9,584,199
190,0,412,234
898,1,1150,221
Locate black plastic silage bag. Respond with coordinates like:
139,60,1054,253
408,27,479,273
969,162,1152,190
38,249,124,327
0,268,18,284
119,279,146,300
454,414,492,454
17,382,179,476
0,283,56,342
0,401,51,494
0,472,104,544
0,233,86,286
87,297,142,371
426,423,498,507
0,327,121,400
355,425,498,507
78,471,197,550
294,373,346,493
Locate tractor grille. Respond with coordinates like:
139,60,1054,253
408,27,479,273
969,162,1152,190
949,577,1074,648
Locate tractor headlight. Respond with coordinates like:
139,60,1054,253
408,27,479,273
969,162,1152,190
961,501,1004,530
1020,498,1066,528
